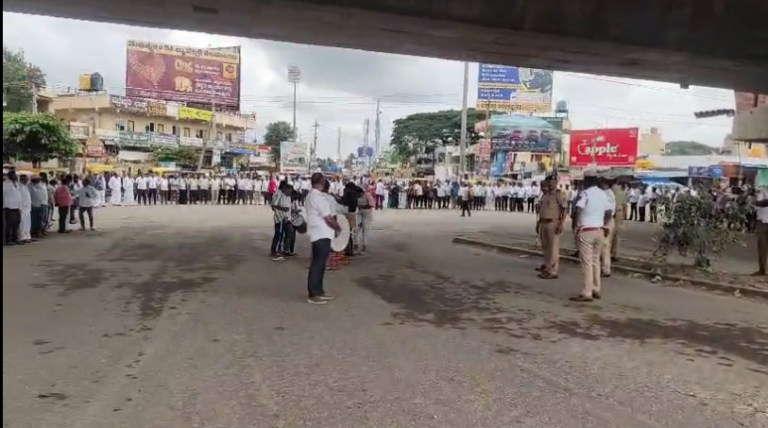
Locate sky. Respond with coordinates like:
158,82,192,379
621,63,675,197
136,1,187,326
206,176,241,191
3,12,737,159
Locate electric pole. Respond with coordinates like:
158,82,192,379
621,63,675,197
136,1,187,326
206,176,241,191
337,127,342,164
198,100,215,171
31,83,38,114
288,66,301,138
374,99,381,163
459,61,469,178
310,120,319,173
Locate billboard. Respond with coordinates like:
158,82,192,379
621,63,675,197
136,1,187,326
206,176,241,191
125,40,241,109
489,115,564,153
476,64,553,114
280,141,308,174
569,128,639,167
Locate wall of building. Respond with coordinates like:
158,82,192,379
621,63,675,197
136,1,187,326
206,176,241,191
638,127,664,156
732,104,768,143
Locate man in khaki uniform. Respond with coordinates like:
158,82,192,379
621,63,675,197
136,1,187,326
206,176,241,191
610,182,627,259
536,177,568,279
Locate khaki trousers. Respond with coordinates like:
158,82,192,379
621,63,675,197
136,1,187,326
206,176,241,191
611,218,622,257
539,221,560,274
577,229,604,297
601,218,615,274
757,222,768,274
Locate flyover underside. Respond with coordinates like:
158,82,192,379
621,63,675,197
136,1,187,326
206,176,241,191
4,0,768,92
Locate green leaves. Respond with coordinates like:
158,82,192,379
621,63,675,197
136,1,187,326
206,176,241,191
653,191,749,268
3,44,46,113
263,121,295,163
153,146,199,167
3,112,81,163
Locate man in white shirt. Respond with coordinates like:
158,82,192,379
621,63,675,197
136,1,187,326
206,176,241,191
210,177,221,205
527,183,540,213
459,182,472,217
29,176,49,238
305,173,341,305
17,174,32,243
754,189,768,276
572,176,614,302
628,187,640,221
375,180,386,210
135,173,148,205
147,172,159,205
599,178,618,277
3,171,23,245
159,175,170,204
188,175,199,205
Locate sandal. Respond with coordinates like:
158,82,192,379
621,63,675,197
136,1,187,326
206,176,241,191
538,272,559,279
569,295,594,302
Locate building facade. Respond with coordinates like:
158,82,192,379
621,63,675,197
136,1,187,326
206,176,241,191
638,127,665,156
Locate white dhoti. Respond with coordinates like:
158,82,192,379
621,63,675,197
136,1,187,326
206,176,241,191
109,188,121,205
123,187,135,205
19,209,32,241
97,190,105,206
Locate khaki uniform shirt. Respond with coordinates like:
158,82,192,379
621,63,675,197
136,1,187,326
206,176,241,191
539,190,568,220
612,185,627,220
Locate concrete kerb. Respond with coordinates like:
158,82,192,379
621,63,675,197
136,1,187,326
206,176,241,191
452,236,768,301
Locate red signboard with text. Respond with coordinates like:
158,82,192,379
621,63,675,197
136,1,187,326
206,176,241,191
569,128,639,167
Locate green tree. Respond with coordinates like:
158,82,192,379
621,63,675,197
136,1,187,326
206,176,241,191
390,109,488,165
3,112,81,163
263,121,295,163
653,190,749,269
153,146,200,168
3,45,47,113
664,141,718,156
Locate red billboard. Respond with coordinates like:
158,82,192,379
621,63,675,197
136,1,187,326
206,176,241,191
569,128,639,167
125,40,241,109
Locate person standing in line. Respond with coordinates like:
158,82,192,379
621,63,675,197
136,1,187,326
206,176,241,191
527,182,540,213
570,175,613,302
459,182,472,217
753,187,768,276
210,176,221,205
535,177,568,279
305,173,341,305
77,178,97,231
159,174,170,204
648,187,659,223
169,174,180,204
3,171,23,246
178,174,189,205
147,172,159,205
68,175,82,225
628,186,640,221
599,178,617,278
29,175,48,239
375,179,386,210
17,174,33,244
54,177,73,234
637,186,648,222
46,179,56,227
122,173,135,206
135,172,148,205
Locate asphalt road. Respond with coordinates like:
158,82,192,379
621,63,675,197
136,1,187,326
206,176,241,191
3,206,767,428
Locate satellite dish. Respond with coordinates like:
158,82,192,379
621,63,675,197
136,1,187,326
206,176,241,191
331,214,351,252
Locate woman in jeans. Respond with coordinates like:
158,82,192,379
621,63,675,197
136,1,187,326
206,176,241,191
77,178,97,231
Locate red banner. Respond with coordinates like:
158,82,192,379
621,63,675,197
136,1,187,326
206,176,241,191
125,40,241,109
569,128,639,167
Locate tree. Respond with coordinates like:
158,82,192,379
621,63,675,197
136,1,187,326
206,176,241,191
3,112,81,163
263,121,295,163
390,109,488,165
653,190,749,269
153,146,199,168
664,141,718,156
3,45,47,113
343,153,357,170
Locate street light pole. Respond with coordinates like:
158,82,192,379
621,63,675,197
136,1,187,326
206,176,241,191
459,61,469,178
287,66,301,139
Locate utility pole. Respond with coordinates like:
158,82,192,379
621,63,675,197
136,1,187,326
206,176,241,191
337,127,342,164
310,120,319,173
31,83,38,113
198,100,215,171
374,99,382,162
459,61,469,178
288,66,301,138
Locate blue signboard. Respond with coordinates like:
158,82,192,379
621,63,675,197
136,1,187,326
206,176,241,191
358,146,374,158
477,64,553,114
688,166,724,178
489,115,564,153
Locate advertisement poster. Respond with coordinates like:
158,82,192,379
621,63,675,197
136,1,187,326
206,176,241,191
280,141,308,174
125,40,241,109
476,64,553,114
569,128,639,167
489,115,564,153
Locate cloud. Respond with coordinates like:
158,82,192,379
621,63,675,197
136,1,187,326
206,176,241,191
3,12,736,158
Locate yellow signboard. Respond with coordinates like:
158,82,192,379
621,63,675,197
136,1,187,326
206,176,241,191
179,106,213,122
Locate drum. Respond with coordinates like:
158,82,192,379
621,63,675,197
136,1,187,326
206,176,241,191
291,213,308,234
332,214,351,252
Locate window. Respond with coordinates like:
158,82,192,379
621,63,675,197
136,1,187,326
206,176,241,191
225,133,232,142
157,123,165,134
172,125,179,136
183,127,191,137
146,122,156,132
196,129,204,139
127,120,135,132
116,120,125,131
217,131,223,141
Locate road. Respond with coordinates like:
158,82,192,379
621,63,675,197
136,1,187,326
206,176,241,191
467,209,760,274
3,206,767,428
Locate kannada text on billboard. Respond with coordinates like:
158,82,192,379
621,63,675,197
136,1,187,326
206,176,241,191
125,40,241,109
476,64,553,114
569,128,639,167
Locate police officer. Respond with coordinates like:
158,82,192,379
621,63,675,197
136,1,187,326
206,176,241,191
536,176,568,279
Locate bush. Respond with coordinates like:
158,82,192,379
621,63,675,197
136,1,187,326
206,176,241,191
653,190,749,269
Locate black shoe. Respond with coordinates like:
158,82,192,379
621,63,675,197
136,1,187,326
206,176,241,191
601,273,611,278
569,295,594,302
592,292,602,300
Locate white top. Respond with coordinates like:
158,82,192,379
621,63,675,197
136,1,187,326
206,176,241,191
604,188,617,215
148,176,159,189
576,186,612,229
3,181,22,209
305,189,335,242
757,190,768,223
375,182,386,196
459,186,470,201
78,185,98,208
19,183,31,211
136,177,148,190
160,178,169,191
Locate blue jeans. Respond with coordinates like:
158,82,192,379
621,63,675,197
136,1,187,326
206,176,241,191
283,222,296,254
30,206,45,237
308,238,332,298
270,222,285,255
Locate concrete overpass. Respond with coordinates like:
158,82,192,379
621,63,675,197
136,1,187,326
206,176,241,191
4,0,768,93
